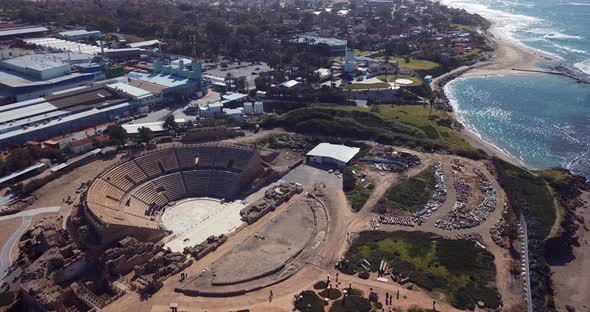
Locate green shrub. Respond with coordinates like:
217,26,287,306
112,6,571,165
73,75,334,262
313,280,328,290
357,271,370,279
375,166,436,213
319,288,342,300
343,231,500,309
343,167,356,192
329,296,372,312
295,290,325,312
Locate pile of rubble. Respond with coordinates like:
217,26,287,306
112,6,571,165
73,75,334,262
184,235,227,260
414,162,447,224
133,251,191,293
240,182,303,224
267,134,310,152
489,205,510,247
374,162,446,228
437,232,486,247
376,215,416,227
12,221,121,311
436,167,497,230
362,147,421,172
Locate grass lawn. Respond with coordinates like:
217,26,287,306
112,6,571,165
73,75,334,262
376,105,481,156
380,57,441,72
343,231,501,309
354,49,372,57
377,75,423,86
374,166,435,214
346,179,374,212
454,48,482,61
494,159,556,238
453,24,478,32
341,82,391,90
267,104,486,160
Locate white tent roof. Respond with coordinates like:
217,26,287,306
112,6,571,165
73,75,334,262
306,143,360,164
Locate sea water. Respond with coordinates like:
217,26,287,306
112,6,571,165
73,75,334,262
438,0,590,178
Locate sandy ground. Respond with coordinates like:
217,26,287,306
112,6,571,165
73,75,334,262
552,191,590,312
22,157,121,211
0,219,22,264
0,219,21,247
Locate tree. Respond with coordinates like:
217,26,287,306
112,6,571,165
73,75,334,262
343,167,356,192
106,124,128,146
234,76,248,93
224,73,234,91
163,114,178,131
137,127,154,144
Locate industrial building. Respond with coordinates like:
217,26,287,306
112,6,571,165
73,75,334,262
0,86,134,147
306,143,360,168
58,30,102,41
23,38,103,55
127,60,207,102
0,53,100,103
127,40,161,49
107,82,159,109
0,25,48,40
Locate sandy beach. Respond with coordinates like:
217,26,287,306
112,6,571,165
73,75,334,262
463,25,550,77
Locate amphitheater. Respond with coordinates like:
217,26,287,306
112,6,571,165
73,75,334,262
82,142,331,296
83,143,266,247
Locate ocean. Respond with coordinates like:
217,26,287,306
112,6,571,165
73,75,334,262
439,0,590,178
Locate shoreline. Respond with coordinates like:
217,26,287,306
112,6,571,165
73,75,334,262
439,22,552,168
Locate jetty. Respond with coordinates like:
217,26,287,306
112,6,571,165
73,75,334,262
512,68,590,84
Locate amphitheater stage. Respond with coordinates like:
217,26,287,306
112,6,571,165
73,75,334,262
161,198,246,252
176,195,329,296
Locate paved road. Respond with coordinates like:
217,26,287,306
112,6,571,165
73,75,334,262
0,206,61,282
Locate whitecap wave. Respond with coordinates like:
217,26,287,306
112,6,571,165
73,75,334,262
443,79,528,166
553,44,588,55
543,32,583,40
437,0,558,58
568,2,590,6
574,59,590,74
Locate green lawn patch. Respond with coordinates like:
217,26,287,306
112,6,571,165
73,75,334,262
376,105,485,158
262,105,487,160
375,166,435,214
346,179,374,212
342,231,500,310
341,82,391,90
453,24,477,32
493,159,556,238
387,57,441,72
454,48,482,61
354,49,372,57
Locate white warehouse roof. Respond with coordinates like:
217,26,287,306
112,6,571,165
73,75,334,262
107,82,152,99
306,143,360,164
